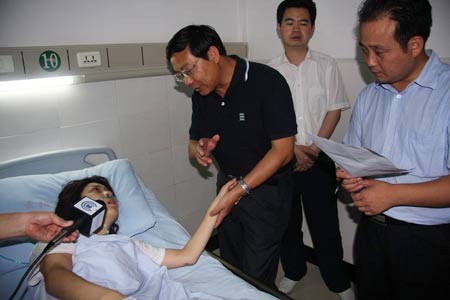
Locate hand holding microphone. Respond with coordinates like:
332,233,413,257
47,197,106,249
0,211,78,242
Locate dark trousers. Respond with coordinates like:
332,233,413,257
355,215,450,300
216,170,293,288
280,153,350,293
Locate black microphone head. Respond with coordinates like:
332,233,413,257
73,197,106,236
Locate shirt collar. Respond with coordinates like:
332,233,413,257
222,55,245,99
281,48,312,68
377,49,439,92
413,49,439,90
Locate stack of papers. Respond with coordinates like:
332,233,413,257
308,134,411,178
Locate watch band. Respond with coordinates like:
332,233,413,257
238,176,251,196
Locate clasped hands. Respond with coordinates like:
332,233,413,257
293,144,319,172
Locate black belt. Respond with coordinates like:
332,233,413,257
369,214,417,226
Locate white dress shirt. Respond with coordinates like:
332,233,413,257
268,49,350,145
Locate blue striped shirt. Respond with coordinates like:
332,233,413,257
344,50,450,225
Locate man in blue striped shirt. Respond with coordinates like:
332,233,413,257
337,0,450,299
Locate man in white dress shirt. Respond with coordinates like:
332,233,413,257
268,1,353,299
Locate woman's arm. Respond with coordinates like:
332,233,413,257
162,179,236,269
41,253,126,300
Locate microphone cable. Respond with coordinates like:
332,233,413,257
7,216,87,300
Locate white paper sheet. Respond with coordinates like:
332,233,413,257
308,134,411,178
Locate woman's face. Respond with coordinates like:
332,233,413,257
81,182,119,228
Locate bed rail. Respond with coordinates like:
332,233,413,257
0,146,116,179
206,250,294,300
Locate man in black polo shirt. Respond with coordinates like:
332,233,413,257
166,24,297,287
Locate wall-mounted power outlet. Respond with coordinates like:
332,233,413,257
76,51,101,68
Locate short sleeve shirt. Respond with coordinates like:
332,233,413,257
268,49,350,145
189,56,297,176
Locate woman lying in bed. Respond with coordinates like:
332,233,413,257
29,176,235,300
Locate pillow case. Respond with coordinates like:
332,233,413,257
0,159,156,236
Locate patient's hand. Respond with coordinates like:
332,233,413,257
209,179,237,210
162,178,240,269
209,179,244,227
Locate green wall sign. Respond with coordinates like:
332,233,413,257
39,50,61,72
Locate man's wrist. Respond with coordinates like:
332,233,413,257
388,182,402,206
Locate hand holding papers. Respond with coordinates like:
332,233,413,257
308,134,411,178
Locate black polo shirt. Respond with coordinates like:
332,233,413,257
189,56,297,176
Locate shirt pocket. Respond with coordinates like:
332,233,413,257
403,131,446,177
306,87,327,114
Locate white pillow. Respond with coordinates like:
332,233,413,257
0,159,156,236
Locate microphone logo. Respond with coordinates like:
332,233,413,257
75,197,104,216
81,200,99,211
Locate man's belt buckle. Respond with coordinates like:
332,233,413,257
371,214,386,224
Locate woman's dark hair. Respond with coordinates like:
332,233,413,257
166,24,227,61
358,0,432,51
276,0,317,26
56,176,119,234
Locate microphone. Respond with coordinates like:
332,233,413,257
48,197,106,248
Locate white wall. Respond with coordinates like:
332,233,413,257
1,0,449,264
0,0,244,46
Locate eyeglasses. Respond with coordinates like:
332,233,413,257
174,60,200,83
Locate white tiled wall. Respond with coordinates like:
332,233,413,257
0,89,60,137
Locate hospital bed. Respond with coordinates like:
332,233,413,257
0,147,290,300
